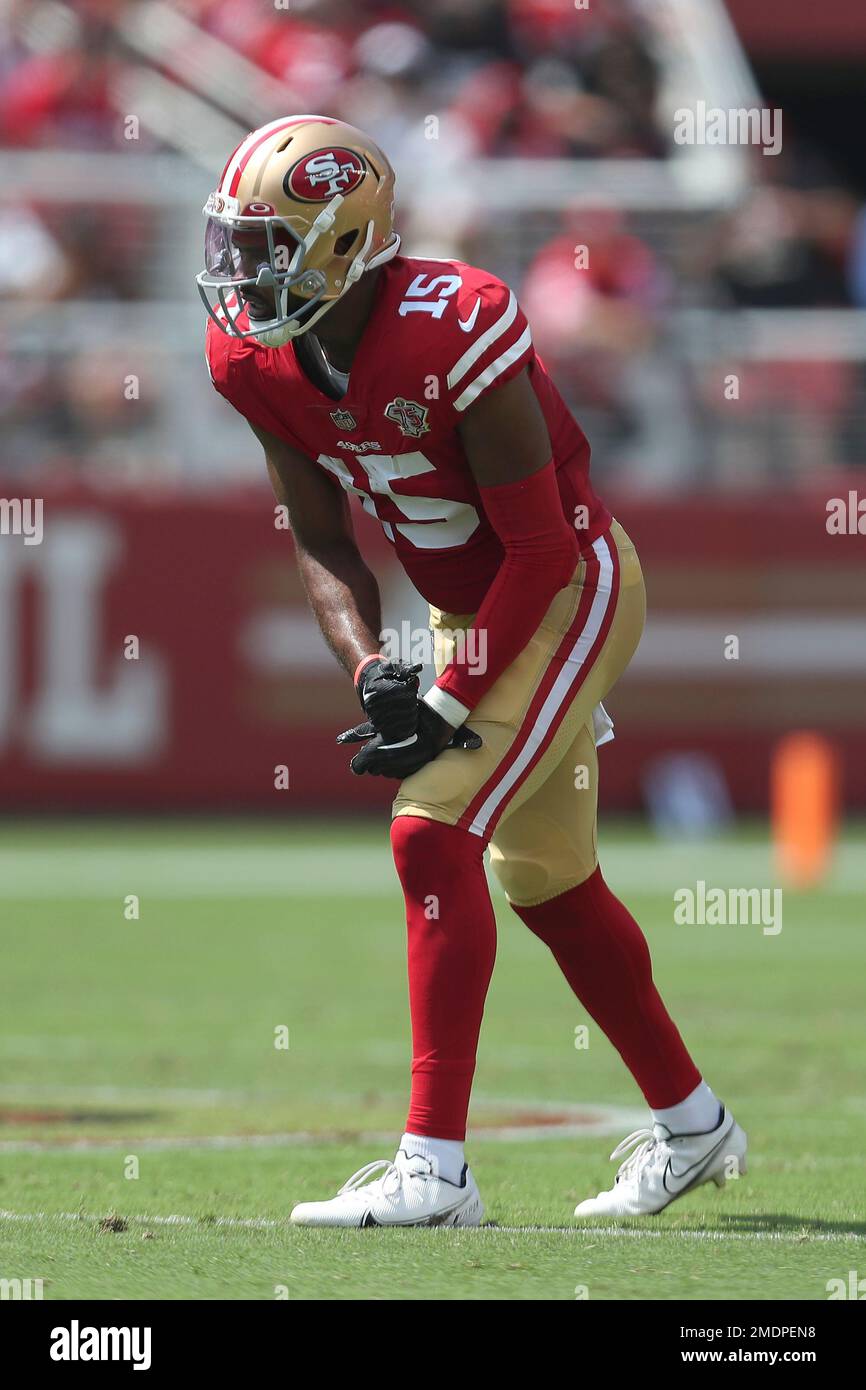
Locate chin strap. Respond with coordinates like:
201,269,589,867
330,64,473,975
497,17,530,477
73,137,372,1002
263,227,402,344
366,232,402,270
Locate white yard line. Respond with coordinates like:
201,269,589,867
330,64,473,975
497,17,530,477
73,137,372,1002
0,1208,861,1244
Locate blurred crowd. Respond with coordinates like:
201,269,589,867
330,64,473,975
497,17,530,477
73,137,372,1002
1,0,866,484
0,0,665,159
520,148,866,485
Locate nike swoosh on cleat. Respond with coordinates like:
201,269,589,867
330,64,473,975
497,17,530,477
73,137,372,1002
457,298,481,332
358,1197,469,1228
663,1129,731,1195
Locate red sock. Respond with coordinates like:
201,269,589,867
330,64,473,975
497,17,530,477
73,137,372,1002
513,866,701,1108
390,815,496,1141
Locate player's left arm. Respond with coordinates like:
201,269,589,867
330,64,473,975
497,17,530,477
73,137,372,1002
456,364,553,487
424,367,581,726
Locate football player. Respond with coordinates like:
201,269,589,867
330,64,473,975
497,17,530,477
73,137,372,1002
200,117,746,1226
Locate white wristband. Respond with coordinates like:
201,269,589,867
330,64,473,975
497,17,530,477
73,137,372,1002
423,686,471,729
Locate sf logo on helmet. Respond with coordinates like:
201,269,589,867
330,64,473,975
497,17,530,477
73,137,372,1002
286,148,366,202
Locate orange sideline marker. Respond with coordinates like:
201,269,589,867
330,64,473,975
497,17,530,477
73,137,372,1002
771,732,839,888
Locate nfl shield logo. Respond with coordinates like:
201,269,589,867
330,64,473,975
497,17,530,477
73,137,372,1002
330,408,357,431
384,397,430,438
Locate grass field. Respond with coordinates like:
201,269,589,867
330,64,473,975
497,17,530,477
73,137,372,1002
0,817,863,1301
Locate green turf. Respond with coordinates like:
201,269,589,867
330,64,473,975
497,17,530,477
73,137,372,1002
0,818,863,1300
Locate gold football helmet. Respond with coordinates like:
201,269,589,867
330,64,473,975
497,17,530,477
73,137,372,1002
197,115,400,345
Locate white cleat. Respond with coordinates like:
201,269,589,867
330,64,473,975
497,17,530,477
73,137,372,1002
574,1106,747,1219
290,1149,484,1228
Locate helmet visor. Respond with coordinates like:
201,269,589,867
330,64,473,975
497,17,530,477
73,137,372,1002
197,214,328,339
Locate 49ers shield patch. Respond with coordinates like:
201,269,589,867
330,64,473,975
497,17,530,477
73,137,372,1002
384,397,430,438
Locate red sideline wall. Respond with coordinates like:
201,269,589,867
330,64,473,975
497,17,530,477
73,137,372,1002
0,484,863,813
724,0,866,58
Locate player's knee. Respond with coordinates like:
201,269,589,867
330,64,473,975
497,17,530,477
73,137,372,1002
489,844,598,908
508,865,600,919
390,812,483,889
390,812,428,883
488,850,551,905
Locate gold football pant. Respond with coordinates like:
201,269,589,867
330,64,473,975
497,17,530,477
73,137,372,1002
392,521,646,906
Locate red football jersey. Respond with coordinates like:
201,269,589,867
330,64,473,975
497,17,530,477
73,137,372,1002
206,255,611,613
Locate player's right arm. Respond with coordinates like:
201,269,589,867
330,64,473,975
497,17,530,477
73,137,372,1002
249,421,382,678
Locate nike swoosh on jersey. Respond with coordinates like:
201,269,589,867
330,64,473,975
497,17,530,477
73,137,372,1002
457,298,482,333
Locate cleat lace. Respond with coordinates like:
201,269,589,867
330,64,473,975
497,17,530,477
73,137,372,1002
337,1155,432,1201
608,1128,669,1185
338,1159,400,1198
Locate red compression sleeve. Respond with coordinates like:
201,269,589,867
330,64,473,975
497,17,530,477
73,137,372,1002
431,459,579,715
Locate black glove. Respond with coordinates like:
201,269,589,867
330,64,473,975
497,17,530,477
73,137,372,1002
337,699,482,779
355,657,422,744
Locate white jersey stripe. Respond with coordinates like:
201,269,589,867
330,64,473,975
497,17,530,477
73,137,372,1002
467,534,615,838
453,325,533,412
446,291,518,390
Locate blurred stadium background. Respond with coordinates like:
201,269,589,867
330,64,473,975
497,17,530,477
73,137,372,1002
2,1,866,1304
1,0,865,824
